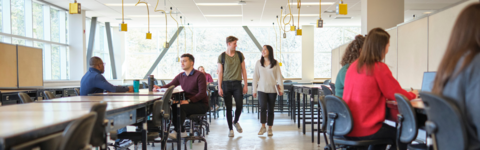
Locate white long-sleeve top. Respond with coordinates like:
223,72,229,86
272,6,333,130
252,60,284,94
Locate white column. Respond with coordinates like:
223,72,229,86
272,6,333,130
68,10,87,80
301,25,314,82
361,0,404,35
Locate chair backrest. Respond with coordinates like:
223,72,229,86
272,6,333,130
44,91,56,100
329,83,336,95
284,80,293,83
325,95,353,136
323,79,331,85
420,92,467,150
318,90,328,131
89,103,108,147
17,93,33,104
58,112,97,150
161,80,167,86
321,85,333,96
154,79,159,85
395,94,418,143
151,100,163,127
74,88,80,96
161,86,175,119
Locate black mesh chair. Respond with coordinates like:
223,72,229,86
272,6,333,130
395,94,427,150
58,112,97,150
323,79,331,85
420,92,467,150
316,93,330,146
329,83,336,96
320,85,333,97
17,93,34,104
89,103,108,149
44,91,56,100
324,95,392,150
74,88,80,96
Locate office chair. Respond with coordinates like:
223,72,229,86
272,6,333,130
324,95,392,150
161,80,167,86
420,92,467,150
395,94,427,150
58,112,97,150
323,79,331,85
44,91,56,100
17,93,34,104
89,103,108,149
329,83,336,96
74,88,80,96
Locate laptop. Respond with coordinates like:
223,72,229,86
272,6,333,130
421,72,436,92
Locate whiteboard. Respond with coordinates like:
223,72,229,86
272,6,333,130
397,17,429,89
385,27,398,79
0,43,18,88
18,46,43,87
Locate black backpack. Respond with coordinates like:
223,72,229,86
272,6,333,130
221,51,243,71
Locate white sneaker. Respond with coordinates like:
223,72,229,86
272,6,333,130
268,128,273,136
168,131,188,140
258,127,266,135
228,130,234,137
234,122,243,133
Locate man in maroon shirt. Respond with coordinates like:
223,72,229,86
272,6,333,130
153,53,209,140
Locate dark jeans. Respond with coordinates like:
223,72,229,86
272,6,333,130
258,91,277,126
172,102,209,132
344,123,407,150
222,81,244,130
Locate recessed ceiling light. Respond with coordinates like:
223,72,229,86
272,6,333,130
116,18,132,20
289,2,335,5
196,3,240,6
424,12,432,14
204,15,242,17
291,14,320,17
105,3,151,6
128,15,166,18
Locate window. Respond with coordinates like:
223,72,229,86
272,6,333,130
314,27,361,78
32,2,43,39
124,26,302,79
85,19,113,79
11,0,25,36
1,0,69,80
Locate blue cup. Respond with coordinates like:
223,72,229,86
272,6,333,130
133,80,140,93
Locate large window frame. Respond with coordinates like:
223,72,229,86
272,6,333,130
0,0,69,80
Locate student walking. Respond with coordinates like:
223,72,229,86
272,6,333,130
217,36,248,137
252,45,284,136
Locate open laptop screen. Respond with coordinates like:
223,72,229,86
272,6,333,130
421,72,436,92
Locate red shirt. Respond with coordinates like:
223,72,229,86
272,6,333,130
343,60,416,137
161,69,208,106
205,73,213,83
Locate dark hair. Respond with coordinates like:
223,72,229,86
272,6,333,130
432,3,480,94
226,36,238,45
356,28,390,75
260,45,278,68
89,56,103,67
341,35,365,66
181,53,195,64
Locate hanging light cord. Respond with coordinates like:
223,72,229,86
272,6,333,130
319,0,321,19
122,0,124,23
282,0,293,26
297,0,301,29
180,17,186,53
135,1,150,32
273,23,278,59
154,0,167,44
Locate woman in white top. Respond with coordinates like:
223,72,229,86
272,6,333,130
253,45,284,136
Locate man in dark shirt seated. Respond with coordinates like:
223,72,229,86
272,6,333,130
154,54,209,140
80,56,133,96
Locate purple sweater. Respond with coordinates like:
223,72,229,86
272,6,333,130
161,69,208,106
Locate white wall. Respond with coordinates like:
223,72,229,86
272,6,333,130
330,0,478,88
302,25,315,82
68,10,86,81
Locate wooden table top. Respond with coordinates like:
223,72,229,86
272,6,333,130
37,96,161,103
0,101,146,112
89,88,183,96
387,98,425,109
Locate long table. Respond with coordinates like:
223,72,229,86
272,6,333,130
89,87,185,150
0,90,37,105
0,96,161,150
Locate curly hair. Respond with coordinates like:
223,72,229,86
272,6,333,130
340,34,365,66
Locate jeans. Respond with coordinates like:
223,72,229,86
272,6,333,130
222,81,244,130
258,91,277,126
171,102,209,132
344,123,407,150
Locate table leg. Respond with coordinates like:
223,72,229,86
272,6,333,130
303,94,306,134
297,92,300,127
311,96,314,142
177,103,181,150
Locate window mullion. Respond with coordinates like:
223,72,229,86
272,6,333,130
25,0,32,38
43,5,50,41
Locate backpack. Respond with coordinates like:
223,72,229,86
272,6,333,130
221,51,243,71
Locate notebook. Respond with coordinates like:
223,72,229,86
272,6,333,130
421,72,436,92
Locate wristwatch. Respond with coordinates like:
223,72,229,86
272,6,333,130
187,99,191,103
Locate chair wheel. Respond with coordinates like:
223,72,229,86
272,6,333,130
324,146,330,150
